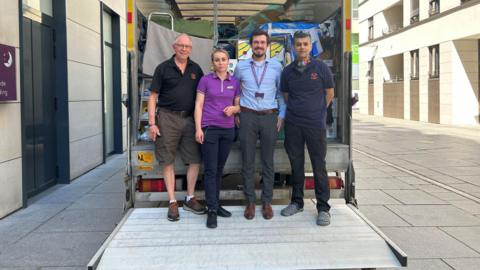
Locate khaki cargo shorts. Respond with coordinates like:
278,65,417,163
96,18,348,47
154,110,201,165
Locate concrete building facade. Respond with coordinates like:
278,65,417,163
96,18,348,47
359,0,480,125
0,0,128,218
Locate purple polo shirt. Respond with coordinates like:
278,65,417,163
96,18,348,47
197,72,240,128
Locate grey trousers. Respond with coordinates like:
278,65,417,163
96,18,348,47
239,112,278,204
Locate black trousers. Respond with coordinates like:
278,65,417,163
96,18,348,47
284,121,330,212
201,127,235,211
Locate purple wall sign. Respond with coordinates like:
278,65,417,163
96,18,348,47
0,44,16,101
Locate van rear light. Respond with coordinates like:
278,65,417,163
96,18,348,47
304,176,344,189
137,179,166,192
305,177,315,189
329,176,344,189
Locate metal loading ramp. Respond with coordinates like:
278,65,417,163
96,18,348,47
95,200,406,270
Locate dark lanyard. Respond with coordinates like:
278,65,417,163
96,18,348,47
250,61,268,89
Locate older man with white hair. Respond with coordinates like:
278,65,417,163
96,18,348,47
148,34,206,221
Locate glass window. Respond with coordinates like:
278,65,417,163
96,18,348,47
23,0,53,16
410,50,419,79
429,0,440,16
429,45,439,78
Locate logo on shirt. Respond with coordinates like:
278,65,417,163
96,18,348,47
310,72,318,80
191,73,197,80
226,85,235,90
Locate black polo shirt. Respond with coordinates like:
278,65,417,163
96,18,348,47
280,59,334,129
150,55,204,112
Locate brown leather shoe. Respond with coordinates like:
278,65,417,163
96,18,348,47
167,201,179,222
262,203,273,220
244,203,255,220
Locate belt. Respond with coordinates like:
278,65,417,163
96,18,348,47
159,107,192,118
240,106,278,115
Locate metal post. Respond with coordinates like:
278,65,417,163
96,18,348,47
213,0,219,46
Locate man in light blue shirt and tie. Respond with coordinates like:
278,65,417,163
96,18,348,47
234,29,286,220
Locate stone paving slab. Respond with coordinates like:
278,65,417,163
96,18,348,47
414,184,450,193
31,185,96,205
395,176,430,185
441,227,480,253
95,158,127,170
432,166,480,177
356,178,415,190
89,176,125,194
355,168,392,178
443,258,480,270
430,192,472,202
0,221,42,253
379,227,479,259
40,267,85,270
355,190,402,205
67,193,124,210
0,267,38,270
36,208,124,233
450,183,480,194
357,205,410,227
449,200,480,215
1,204,69,223
457,175,480,186
0,232,109,268
423,173,466,185
70,166,122,187
382,259,453,270
383,190,447,205
386,205,480,226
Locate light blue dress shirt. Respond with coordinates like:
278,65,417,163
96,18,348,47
234,58,286,118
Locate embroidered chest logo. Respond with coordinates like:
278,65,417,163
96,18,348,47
191,73,197,80
226,85,235,90
310,72,318,80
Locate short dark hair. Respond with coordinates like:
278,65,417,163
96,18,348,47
293,31,311,43
249,29,270,45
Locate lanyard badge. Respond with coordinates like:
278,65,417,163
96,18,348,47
251,62,268,102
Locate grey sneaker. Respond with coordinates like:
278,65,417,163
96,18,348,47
280,203,303,216
317,211,331,226
183,197,207,214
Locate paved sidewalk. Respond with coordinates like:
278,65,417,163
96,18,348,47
1,114,480,269
353,113,480,270
0,154,126,270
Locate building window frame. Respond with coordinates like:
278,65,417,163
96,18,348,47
429,45,440,78
410,0,419,24
410,50,419,80
368,60,374,84
368,17,374,41
429,0,440,16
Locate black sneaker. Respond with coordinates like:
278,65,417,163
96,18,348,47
217,206,232,218
206,210,217,229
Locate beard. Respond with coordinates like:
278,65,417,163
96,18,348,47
252,50,266,58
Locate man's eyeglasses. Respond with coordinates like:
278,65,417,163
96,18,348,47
175,44,192,49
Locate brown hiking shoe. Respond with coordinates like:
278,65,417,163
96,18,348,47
262,203,273,220
244,203,255,220
183,197,206,214
167,201,179,221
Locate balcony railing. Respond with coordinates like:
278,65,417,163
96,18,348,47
382,24,401,35
384,75,404,83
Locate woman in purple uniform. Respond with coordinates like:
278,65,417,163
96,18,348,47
194,48,240,228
